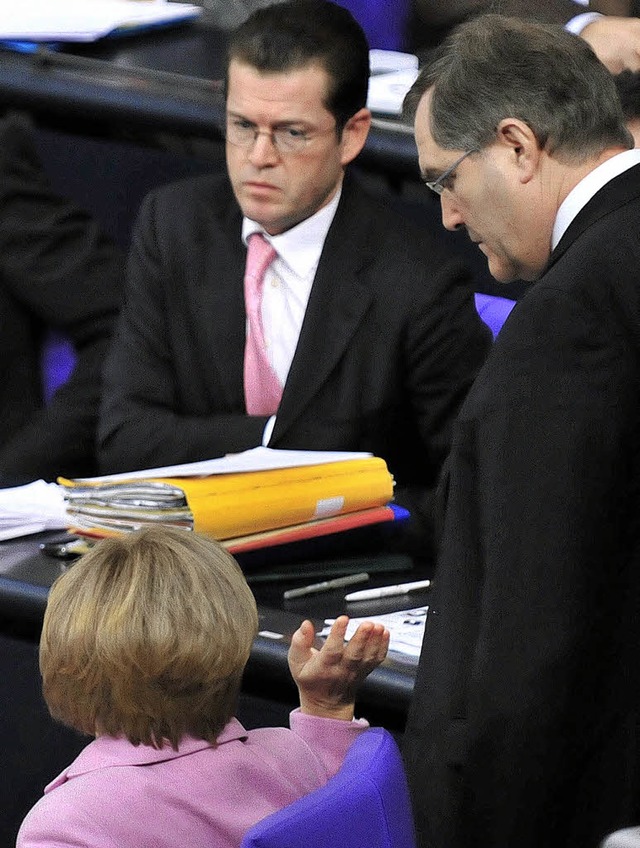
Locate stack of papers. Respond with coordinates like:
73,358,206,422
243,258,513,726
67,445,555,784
367,49,419,116
59,447,397,548
0,480,67,541
321,606,428,659
0,0,201,44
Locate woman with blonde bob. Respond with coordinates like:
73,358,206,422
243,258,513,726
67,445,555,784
17,526,389,848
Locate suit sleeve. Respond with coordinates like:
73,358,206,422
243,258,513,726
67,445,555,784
97,190,267,474
406,257,491,478
0,114,124,483
391,252,491,549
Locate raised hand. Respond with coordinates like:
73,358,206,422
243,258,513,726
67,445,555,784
288,616,390,721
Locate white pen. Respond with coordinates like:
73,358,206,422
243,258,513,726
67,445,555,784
284,572,370,600
344,579,431,602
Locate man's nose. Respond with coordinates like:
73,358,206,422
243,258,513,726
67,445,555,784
440,192,464,231
248,131,281,167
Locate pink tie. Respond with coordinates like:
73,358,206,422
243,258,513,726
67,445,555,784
243,233,282,415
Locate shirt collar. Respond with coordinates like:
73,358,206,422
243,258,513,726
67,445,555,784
45,718,250,791
552,149,640,250
242,185,342,279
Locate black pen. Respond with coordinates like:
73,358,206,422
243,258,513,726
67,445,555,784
283,572,369,600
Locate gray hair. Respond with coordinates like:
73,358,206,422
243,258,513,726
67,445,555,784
404,14,633,160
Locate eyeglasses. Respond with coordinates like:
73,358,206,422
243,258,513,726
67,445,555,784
424,149,477,196
226,117,336,155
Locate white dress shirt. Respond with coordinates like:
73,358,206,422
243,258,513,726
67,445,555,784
242,186,342,443
552,148,640,250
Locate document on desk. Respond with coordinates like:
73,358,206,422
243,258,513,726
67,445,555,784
0,0,202,43
72,446,376,484
59,448,396,543
0,480,67,541
321,607,428,660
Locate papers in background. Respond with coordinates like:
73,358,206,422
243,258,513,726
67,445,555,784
368,68,419,117
369,49,419,76
321,606,428,659
367,49,419,116
0,480,67,541
0,0,201,43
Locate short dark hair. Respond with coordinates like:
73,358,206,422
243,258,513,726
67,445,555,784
404,14,632,160
225,0,370,131
40,527,258,750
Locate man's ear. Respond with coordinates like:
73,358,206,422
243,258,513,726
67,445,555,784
340,108,372,166
495,118,541,183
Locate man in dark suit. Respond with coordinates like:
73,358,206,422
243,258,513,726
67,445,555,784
402,14,640,848
98,0,490,540
0,113,124,485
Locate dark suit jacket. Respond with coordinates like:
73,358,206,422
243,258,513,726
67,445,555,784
403,164,640,848
0,114,124,484
98,173,490,505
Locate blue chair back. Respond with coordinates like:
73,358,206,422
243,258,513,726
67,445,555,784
333,0,412,50
240,727,417,848
474,292,516,339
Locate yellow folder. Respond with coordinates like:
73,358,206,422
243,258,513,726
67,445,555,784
60,457,394,541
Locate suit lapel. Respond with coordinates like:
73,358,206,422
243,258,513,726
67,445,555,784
545,163,640,273
194,185,247,409
273,179,374,440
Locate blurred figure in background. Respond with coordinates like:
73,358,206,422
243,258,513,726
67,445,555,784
0,112,124,486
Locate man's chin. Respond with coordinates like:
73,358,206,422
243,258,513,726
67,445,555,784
485,254,518,284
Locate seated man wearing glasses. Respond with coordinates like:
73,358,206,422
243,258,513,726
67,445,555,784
98,0,490,549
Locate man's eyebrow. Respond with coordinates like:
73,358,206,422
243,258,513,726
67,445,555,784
226,111,307,129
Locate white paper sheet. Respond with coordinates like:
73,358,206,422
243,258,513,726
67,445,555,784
0,480,67,540
73,446,374,483
0,0,201,42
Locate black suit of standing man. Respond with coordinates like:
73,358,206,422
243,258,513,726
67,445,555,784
98,0,490,540
403,15,640,848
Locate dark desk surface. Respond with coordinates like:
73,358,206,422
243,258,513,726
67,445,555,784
0,16,419,181
0,531,428,729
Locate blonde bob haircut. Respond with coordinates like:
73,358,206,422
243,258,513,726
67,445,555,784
40,526,259,750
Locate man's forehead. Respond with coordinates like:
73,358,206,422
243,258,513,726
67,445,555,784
413,91,448,177
226,60,331,116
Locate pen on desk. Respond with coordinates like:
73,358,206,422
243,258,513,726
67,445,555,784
344,579,431,602
283,572,369,600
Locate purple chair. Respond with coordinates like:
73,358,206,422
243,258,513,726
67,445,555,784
240,727,417,848
474,292,516,339
333,0,412,50
40,330,76,404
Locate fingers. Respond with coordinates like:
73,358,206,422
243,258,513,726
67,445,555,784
345,621,390,667
287,619,316,673
320,615,350,658
292,618,315,650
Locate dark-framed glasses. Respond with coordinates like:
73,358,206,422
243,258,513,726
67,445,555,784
225,116,335,155
424,149,478,196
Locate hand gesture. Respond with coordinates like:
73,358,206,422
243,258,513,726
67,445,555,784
288,615,390,721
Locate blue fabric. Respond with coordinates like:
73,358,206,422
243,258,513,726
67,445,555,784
333,0,411,50
241,727,417,848
40,330,76,404
474,292,516,339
